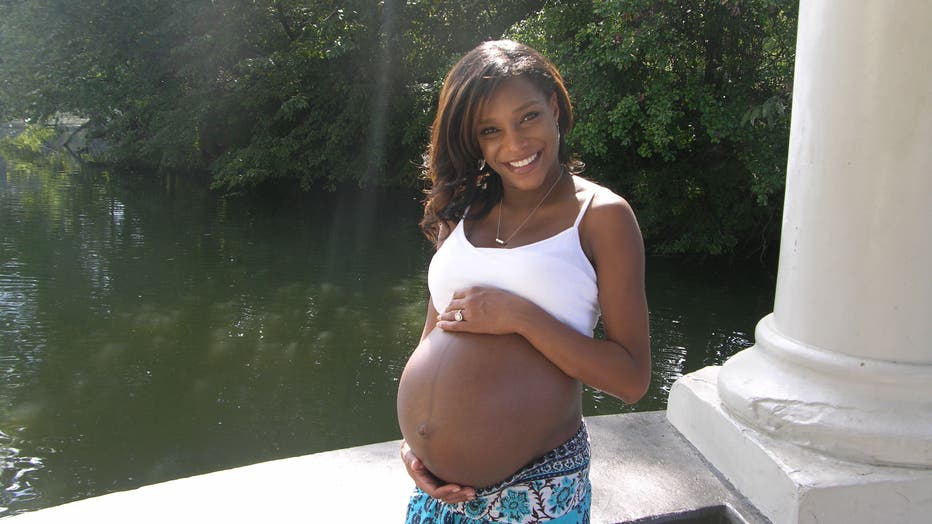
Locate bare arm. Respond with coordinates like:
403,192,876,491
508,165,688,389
435,193,651,403
418,222,451,342
420,299,439,341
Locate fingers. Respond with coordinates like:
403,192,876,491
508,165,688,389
433,484,476,504
437,298,469,329
450,287,471,299
422,481,476,504
400,444,476,504
436,320,465,332
441,298,466,315
449,286,485,303
410,462,476,504
437,308,464,323
410,462,440,491
402,444,435,487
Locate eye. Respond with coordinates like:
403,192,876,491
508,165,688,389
479,126,499,137
521,111,540,123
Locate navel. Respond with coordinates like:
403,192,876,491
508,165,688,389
416,421,432,440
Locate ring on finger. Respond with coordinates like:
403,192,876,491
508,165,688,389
453,309,464,322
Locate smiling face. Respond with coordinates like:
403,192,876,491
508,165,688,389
475,77,562,194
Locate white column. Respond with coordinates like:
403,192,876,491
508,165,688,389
667,1,932,523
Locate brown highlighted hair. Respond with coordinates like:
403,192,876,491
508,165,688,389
419,40,580,245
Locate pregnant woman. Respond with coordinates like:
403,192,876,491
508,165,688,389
397,40,651,523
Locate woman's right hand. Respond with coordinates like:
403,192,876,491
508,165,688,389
400,440,476,504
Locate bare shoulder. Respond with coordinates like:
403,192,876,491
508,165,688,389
574,177,641,242
573,177,644,267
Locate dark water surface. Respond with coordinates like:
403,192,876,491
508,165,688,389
0,156,775,516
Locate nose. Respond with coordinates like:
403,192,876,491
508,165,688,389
502,127,529,155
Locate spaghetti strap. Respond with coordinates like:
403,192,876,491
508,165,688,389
573,192,596,228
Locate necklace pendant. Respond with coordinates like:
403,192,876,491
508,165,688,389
494,168,565,248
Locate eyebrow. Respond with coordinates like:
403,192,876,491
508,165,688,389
476,100,543,126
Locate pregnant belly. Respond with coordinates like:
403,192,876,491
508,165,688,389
397,328,581,488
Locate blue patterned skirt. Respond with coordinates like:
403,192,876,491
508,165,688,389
405,423,591,523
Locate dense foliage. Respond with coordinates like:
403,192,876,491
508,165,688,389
0,0,796,257
511,0,796,256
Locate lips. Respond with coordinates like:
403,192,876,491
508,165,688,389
508,152,539,168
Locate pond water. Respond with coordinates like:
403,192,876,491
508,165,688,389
0,153,775,517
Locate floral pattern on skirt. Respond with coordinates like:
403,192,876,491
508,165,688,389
405,423,591,524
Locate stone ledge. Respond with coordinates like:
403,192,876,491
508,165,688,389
668,366,932,524
7,412,767,523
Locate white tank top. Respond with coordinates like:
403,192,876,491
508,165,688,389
428,192,600,336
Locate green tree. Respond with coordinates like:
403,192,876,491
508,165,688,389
0,0,204,167
1,1,544,189
1,0,796,257
511,0,796,257
208,0,545,191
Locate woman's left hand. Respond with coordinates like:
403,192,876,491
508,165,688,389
436,286,528,334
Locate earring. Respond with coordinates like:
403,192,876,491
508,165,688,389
476,159,489,190
476,173,489,190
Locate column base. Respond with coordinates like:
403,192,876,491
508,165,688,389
667,366,932,524
719,315,932,468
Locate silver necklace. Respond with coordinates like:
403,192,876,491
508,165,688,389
495,169,564,246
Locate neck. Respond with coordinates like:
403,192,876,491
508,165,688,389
501,166,567,210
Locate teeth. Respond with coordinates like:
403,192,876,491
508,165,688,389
509,153,538,168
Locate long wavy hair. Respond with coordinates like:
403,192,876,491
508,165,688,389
419,40,582,245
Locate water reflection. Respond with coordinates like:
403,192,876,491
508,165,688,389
640,259,773,408
0,157,774,516
0,429,46,514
